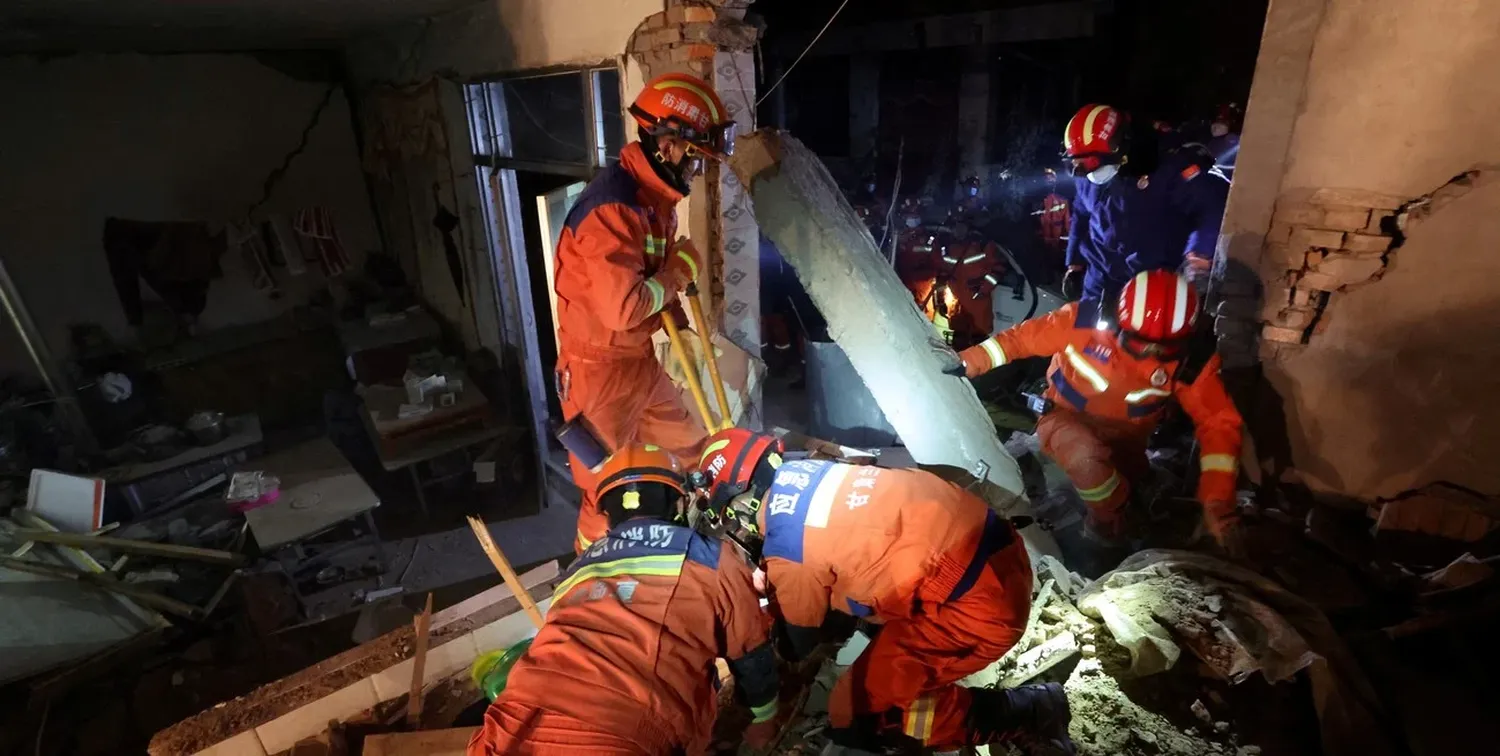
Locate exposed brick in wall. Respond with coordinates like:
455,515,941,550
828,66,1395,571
628,1,762,355
1247,171,1488,362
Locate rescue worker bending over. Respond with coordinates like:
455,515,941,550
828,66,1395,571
470,445,779,756
1061,104,1228,303
692,429,1074,754
959,269,1244,547
554,73,736,553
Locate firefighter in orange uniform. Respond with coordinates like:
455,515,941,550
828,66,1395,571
470,445,780,756
1038,167,1072,258
554,73,737,553
692,430,1074,754
935,219,1007,350
894,199,941,316
959,269,1244,545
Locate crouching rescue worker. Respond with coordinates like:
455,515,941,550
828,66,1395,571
959,269,1244,547
693,429,1074,754
554,72,738,553
470,445,780,755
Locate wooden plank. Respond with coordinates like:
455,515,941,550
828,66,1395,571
0,556,201,618
362,727,478,756
466,517,544,628
431,560,558,629
407,593,433,728
10,529,245,566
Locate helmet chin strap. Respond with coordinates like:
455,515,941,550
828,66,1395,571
645,136,699,195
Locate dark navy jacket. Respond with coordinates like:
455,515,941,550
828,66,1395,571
1067,146,1229,302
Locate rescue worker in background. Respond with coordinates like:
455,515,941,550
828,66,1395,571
471,445,780,755
692,429,1075,754
934,219,1007,350
959,269,1244,548
1037,167,1073,262
553,72,735,553
1060,104,1229,303
894,198,940,314
953,174,992,228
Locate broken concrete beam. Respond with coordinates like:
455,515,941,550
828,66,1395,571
1001,630,1079,688
728,130,1036,520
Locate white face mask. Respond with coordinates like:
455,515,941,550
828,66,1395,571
1210,122,1230,138
905,217,921,228
1086,164,1119,185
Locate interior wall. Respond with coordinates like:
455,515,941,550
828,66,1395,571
1232,0,1500,499
0,53,378,377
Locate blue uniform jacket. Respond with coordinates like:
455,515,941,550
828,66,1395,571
1066,146,1229,302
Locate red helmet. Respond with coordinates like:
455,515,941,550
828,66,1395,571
1062,104,1128,177
630,73,735,159
595,445,687,526
1115,270,1199,355
692,428,784,514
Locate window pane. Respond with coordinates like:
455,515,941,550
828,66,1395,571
595,69,624,160
503,74,588,164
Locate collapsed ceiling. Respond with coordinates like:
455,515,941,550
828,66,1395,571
0,0,477,52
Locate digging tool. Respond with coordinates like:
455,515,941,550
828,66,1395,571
685,283,733,426
465,516,544,700
465,516,544,629
661,307,722,432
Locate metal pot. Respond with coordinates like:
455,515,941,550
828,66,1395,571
185,411,226,445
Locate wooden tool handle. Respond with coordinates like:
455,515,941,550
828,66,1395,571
466,516,545,629
686,287,732,430
661,310,719,433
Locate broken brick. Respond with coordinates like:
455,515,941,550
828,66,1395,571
1320,206,1372,231
683,5,718,23
1261,325,1307,344
1273,203,1323,226
1304,250,1325,269
1290,286,1318,307
642,11,669,29
1296,271,1339,291
1288,227,1345,250
1269,307,1317,330
1306,187,1403,210
1341,233,1392,255
1267,222,1293,245
1311,254,1384,285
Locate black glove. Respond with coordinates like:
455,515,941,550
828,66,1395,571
1062,267,1085,301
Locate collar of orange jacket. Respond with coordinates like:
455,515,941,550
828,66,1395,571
621,141,686,207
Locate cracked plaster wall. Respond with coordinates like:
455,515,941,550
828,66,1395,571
1222,0,1500,498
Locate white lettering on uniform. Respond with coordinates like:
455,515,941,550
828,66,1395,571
648,524,674,548
852,477,876,490
776,471,812,490
846,493,870,510
767,492,800,516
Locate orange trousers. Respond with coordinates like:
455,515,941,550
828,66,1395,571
469,700,681,756
828,540,1033,750
558,351,705,553
1037,409,1151,535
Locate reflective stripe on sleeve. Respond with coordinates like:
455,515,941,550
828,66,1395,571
675,248,699,282
1201,454,1238,474
962,254,987,264
980,338,1007,369
984,274,999,285
645,279,665,314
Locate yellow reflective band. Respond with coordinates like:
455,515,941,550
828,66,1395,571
621,490,641,510
941,256,959,264
1201,454,1238,474
1064,344,1110,392
574,531,593,552
980,338,1007,369
675,248,699,282
645,279,665,314
700,438,732,465
767,452,783,469
645,236,663,256
750,699,779,723
553,554,685,605
1124,387,1173,403
962,254,987,264
1077,473,1121,502
654,79,722,123
903,695,936,743
643,444,660,451
984,274,999,285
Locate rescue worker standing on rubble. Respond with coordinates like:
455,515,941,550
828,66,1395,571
692,429,1075,754
935,218,1007,350
959,269,1244,549
470,445,781,755
1061,104,1228,303
553,73,736,553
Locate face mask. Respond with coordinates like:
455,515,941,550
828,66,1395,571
905,217,921,228
1086,164,1119,185
1210,122,1230,138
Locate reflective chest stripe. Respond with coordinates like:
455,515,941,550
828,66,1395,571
1063,344,1110,392
1124,387,1172,403
961,254,987,264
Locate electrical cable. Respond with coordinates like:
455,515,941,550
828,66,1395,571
756,0,852,107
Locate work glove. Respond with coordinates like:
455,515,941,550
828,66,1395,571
956,339,1000,378
1181,252,1213,294
657,237,702,293
1062,265,1085,301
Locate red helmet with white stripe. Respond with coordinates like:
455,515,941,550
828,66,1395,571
1116,269,1199,347
691,428,784,517
1062,104,1129,177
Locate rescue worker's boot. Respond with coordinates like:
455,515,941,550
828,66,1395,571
967,683,1076,755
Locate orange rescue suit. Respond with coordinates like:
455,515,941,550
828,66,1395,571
960,300,1244,537
470,521,777,756
936,236,1006,349
553,142,706,553
1039,191,1072,256
755,460,1032,749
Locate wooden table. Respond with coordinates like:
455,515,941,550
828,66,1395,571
361,378,500,518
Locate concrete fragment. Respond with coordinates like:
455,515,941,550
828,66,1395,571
1295,270,1340,291
729,130,1037,522
1191,698,1212,723
1215,721,1231,733
1288,227,1345,249
1000,630,1079,687
1373,484,1500,542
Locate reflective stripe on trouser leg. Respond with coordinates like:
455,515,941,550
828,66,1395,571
903,695,937,743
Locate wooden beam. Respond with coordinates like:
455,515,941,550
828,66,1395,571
407,593,434,728
9,529,245,566
0,556,201,618
362,727,478,756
